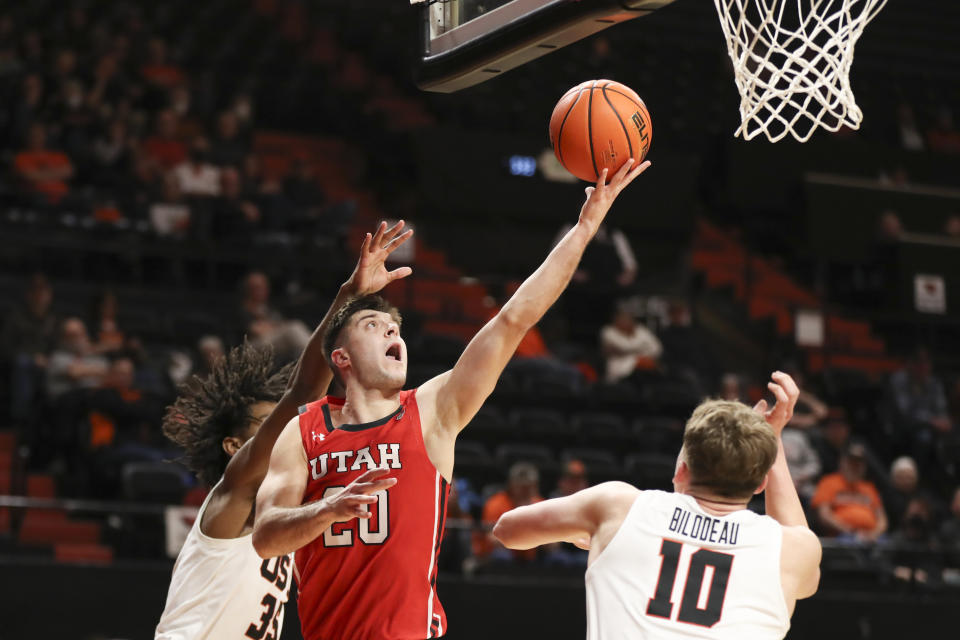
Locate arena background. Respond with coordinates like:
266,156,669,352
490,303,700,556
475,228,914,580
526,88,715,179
0,0,958,637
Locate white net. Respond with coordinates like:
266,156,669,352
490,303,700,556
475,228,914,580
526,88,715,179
713,0,887,142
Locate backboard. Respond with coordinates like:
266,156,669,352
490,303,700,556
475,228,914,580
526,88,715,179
415,0,676,93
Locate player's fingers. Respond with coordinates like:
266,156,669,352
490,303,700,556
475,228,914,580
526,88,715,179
359,232,371,255
354,477,398,494
345,494,379,504
584,186,595,198
772,371,800,399
384,229,414,253
382,219,405,244
595,168,609,190
386,266,413,281
611,158,635,184
619,160,651,189
767,381,789,407
370,221,387,248
354,467,390,483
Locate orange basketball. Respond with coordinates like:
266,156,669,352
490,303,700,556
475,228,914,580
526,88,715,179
549,80,652,183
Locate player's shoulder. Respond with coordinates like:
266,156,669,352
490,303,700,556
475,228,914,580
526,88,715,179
582,481,643,516
781,525,822,557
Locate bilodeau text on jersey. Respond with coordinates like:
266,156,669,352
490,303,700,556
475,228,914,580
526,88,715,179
668,507,740,545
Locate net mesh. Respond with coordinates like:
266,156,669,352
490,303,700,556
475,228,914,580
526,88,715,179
713,0,887,142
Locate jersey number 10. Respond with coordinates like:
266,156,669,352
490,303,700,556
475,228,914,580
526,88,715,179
321,487,389,547
646,539,733,628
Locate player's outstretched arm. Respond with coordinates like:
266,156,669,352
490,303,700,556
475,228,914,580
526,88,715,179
419,161,650,446
252,418,397,558
222,221,413,497
756,371,822,599
493,481,638,551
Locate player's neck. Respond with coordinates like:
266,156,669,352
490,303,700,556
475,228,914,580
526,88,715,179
680,488,750,516
338,383,401,425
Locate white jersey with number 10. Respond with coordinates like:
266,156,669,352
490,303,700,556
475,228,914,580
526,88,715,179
586,490,789,640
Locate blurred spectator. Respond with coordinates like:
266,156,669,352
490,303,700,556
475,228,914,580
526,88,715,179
939,487,960,547
173,137,221,197
599,307,662,383
477,462,543,562
8,73,45,143
888,347,952,462
14,122,74,204
140,37,183,89
239,271,311,362
89,291,125,355
439,479,475,572
46,318,109,399
813,410,883,477
926,108,960,154
149,172,191,236
284,158,327,213
90,119,134,189
658,299,714,394
877,209,904,242
782,424,821,502
890,496,940,586
556,222,638,342
552,459,588,498
209,111,249,168
212,167,261,237
811,443,888,543
2,274,59,423
884,456,939,531
51,78,96,159
142,109,187,172
168,85,205,141
719,372,743,401
944,215,960,239
895,104,924,151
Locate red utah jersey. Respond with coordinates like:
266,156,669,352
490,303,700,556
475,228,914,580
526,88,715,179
295,390,449,640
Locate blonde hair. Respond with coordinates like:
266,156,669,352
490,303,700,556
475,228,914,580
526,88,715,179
681,399,778,499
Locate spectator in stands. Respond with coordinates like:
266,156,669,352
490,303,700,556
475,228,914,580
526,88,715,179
883,455,943,533
877,209,904,242
658,299,714,395
811,443,888,543
719,372,743,401
212,167,261,237
2,273,59,423
556,221,638,342
890,496,940,585
552,459,588,499
173,137,221,197
782,423,821,503
7,73,45,145
90,118,134,189
940,487,960,548
926,107,960,154
439,479,475,572
477,462,543,562
813,410,882,477
239,271,311,362
944,215,960,239
89,290,125,355
889,347,952,463
14,122,74,205
142,109,187,172
599,306,662,383
51,78,96,160
783,369,829,429
46,317,109,399
168,84,205,142
209,111,249,168
542,459,591,566
894,103,925,151
140,37,183,89
149,172,191,237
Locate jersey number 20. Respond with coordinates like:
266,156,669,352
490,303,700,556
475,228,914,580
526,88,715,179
646,539,733,628
321,487,389,547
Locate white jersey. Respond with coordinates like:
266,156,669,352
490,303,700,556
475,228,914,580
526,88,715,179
586,490,789,640
156,483,293,639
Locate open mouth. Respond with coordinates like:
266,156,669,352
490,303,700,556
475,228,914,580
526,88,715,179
385,343,402,362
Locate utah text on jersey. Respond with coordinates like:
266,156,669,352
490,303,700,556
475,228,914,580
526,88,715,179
309,444,403,480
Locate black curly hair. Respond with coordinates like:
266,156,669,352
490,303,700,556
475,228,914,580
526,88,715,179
162,342,293,486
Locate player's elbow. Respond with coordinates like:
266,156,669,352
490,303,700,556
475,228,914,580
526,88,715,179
496,306,535,336
251,524,276,559
492,514,521,549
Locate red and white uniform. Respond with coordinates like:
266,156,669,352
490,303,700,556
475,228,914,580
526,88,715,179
296,390,449,640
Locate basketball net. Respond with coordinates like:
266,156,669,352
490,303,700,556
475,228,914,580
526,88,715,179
713,0,887,142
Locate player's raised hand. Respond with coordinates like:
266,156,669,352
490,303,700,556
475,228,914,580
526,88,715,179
318,467,397,521
577,158,651,234
347,220,414,296
753,371,800,436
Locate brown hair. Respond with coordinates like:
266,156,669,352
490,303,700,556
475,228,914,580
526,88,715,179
322,295,401,370
681,399,778,499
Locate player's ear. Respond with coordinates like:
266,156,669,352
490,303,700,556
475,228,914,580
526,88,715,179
672,458,689,488
222,436,244,458
754,474,770,495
